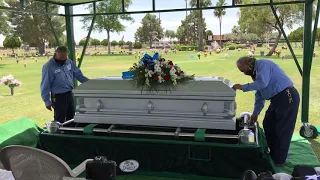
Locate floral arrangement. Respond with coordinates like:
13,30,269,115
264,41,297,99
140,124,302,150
128,53,194,91
0,74,21,88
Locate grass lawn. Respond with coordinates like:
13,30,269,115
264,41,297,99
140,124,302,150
1,46,320,156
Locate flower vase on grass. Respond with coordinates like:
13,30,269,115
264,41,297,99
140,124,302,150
0,74,21,96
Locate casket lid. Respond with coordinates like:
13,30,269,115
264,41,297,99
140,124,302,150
73,76,236,96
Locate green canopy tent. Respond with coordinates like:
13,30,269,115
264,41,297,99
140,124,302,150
1,0,320,179
10,0,318,138
0,0,319,140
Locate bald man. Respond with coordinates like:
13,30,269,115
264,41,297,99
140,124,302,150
232,56,300,167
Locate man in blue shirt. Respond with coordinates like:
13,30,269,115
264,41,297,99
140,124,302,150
40,46,89,123
233,56,300,167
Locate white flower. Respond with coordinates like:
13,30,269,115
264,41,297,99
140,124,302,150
7,74,14,80
147,70,153,77
158,76,164,83
154,64,162,73
169,67,176,75
1,74,15,85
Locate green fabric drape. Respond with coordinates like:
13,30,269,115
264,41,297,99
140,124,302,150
39,126,275,179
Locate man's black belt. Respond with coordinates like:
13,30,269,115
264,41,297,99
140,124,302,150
54,91,72,95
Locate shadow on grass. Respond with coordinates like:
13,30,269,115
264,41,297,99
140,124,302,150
275,136,320,174
309,138,320,161
263,55,304,60
90,54,134,57
0,64,6,69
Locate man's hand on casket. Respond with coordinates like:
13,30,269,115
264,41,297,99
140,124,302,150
250,114,258,123
232,84,242,90
46,104,54,111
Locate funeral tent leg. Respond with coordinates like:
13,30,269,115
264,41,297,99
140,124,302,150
78,2,96,69
46,2,61,46
270,2,302,76
65,4,77,88
300,0,318,138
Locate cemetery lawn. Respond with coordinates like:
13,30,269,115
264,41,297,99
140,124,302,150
1,47,320,158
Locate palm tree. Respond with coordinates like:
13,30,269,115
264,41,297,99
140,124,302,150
214,0,227,46
189,0,212,51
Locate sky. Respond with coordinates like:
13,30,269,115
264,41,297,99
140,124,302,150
0,0,306,46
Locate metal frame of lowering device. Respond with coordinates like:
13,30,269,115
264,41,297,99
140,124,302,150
1,0,319,138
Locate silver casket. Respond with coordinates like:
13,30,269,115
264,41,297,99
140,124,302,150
73,77,237,130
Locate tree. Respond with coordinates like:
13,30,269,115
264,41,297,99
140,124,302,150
213,0,227,46
134,42,142,49
165,30,170,39
101,39,109,49
118,40,125,47
225,32,259,42
288,27,303,42
81,0,134,54
189,0,212,50
165,30,176,41
0,2,9,35
224,33,236,41
5,0,65,54
241,33,260,42
288,27,303,47
3,36,21,54
317,28,320,46
126,41,132,46
232,26,240,35
205,30,213,38
48,35,67,48
111,40,118,49
134,13,164,48
79,39,86,46
238,0,304,56
176,11,207,45
29,41,37,47
90,39,101,50
170,31,176,40
176,26,185,42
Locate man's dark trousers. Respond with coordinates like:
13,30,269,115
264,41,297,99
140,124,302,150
52,91,75,123
263,87,300,165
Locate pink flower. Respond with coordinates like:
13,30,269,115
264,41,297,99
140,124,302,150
0,75,21,87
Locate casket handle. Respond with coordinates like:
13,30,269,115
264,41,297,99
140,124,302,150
97,100,104,112
147,101,154,114
201,102,209,116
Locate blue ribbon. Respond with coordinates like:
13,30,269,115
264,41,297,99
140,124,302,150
140,53,160,65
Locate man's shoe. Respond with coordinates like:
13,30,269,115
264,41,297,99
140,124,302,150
241,170,257,180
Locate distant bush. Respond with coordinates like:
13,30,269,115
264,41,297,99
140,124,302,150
224,42,237,47
228,46,236,50
134,42,142,49
175,45,198,51
236,44,245,49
